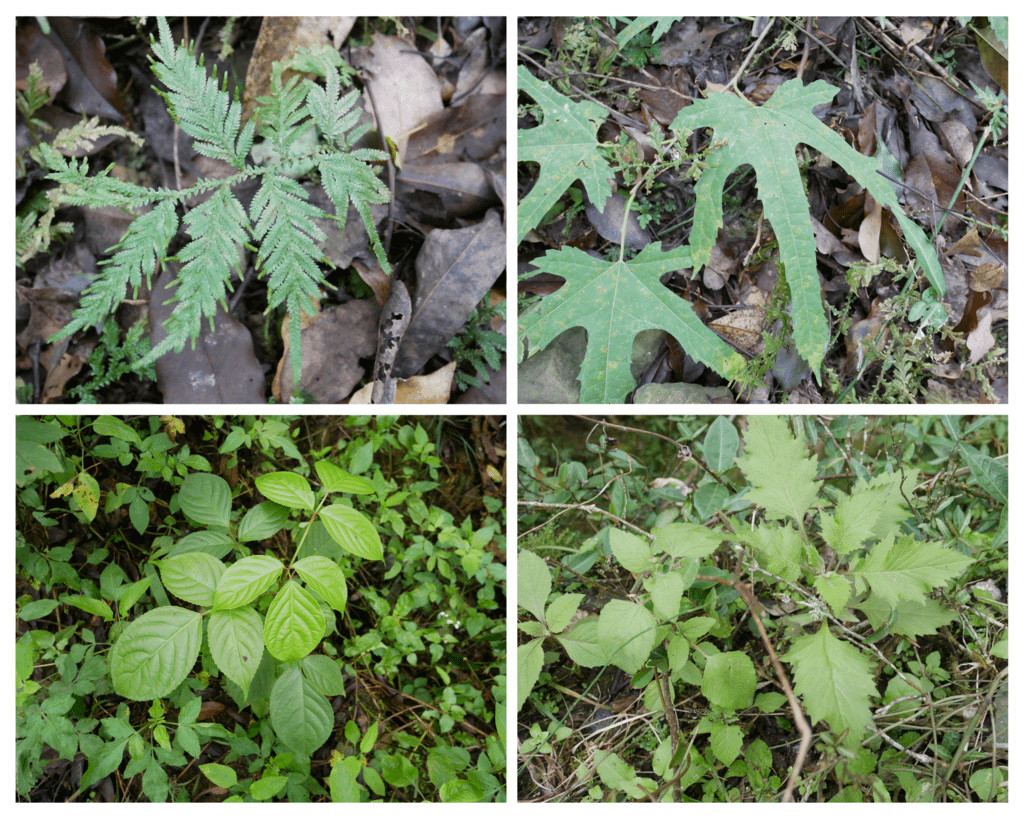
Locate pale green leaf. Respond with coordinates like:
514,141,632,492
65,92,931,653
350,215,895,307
208,606,264,699
315,460,375,494
702,651,756,710
596,752,656,800
545,592,584,633
517,549,551,624
650,572,683,620
517,66,615,245
237,501,290,542
160,552,225,607
557,617,608,667
673,79,945,374
270,664,334,755
520,243,741,402
852,468,919,540
852,535,975,606
111,606,203,700
735,416,818,521
250,774,289,801
59,594,113,621
783,625,875,747
329,757,363,802
853,593,957,639
178,472,232,529
701,416,740,473
813,572,852,614
608,527,651,572
652,521,724,559
169,529,235,559
293,556,348,612
738,523,805,582
213,555,283,610
264,580,325,662
709,721,744,766
598,599,656,674
255,472,315,511
319,504,383,561
820,488,887,554
517,638,544,712
201,762,238,789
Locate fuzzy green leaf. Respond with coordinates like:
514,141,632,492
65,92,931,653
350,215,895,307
813,571,852,614
672,79,945,375
608,527,651,572
110,606,203,700
735,416,819,522
783,625,875,747
263,580,325,662
517,66,615,244
702,651,756,710
208,606,264,699
851,535,975,606
520,243,742,402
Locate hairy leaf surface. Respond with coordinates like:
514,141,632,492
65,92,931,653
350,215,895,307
851,535,975,606
111,606,202,700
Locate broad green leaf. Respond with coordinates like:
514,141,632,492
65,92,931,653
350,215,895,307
813,571,852,614
178,472,232,528
652,521,724,558
650,572,684,621
201,762,237,788
270,664,334,755
315,460,375,494
853,594,956,639
852,468,919,540
264,580,325,662
255,472,315,512
169,529,235,559
94,415,143,446
709,720,744,766
160,552,225,607
735,416,818,522
516,549,551,624
596,752,656,800
329,756,363,802
701,416,740,473
59,594,113,621
80,738,130,791
820,488,887,554
517,638,544,712
250,774,289,801
557,617,608,667
380,753,418,788
517,66,614,245
702,651,756,710
439,779,484,802
520,243,741,402
300,654,344,696
209,606,264,699
110,606,203,700
293,556,348,612
598,599,656,674
738,522,805,582
237,501,290,541
959,444,1007,504
784,625,876,747
545,592,584,633
213,555,283,610
319,504,383,561
608,527,651,572
673,79,945,374
852,535,975,606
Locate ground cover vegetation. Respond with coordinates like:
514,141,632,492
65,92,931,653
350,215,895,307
17,415,506,801
518,17,1007,403
517,415,1006,801
17,16,506,403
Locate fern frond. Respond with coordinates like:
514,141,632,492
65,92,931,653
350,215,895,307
317,151,391,272
306,78,365,150
255,70,315,157
150,16,255,168
39,145,157,211
51,201,179,343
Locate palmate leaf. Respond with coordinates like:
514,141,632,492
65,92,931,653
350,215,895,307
672,79,945,375
517,65,615,245
520,243,742,402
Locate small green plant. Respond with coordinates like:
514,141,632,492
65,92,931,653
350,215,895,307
447,300,506,391
66,317,158,402
39,17,391,389
110,463,381,757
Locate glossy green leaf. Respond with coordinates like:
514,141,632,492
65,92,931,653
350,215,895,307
59,594,113,621
255,471,315,511
213,555,283,610
160,552,225,607
270,664,334,755
315,460,375,494
319,504,383,561
293,556,348,612
178,472,232,528
237,500,290,542
264,580,325,662
209,606,264,699
110,606,203,700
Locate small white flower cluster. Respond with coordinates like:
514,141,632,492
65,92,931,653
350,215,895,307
438,610,463,631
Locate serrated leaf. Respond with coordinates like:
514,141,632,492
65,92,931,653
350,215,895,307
652,521,724,559
110,607,203,700
672,79,945,374
545,593,584,633
852,594,956,639
319,504,383,561
702,651,756,710
293,556,348,612
169,529,235,559
517,549,551,624
520,243,741,402
783,625,875,747
813,572,852,614
208,606,264,699
852,535,975,606
178,473,232,528
735,416,818,521
608,527,651,572
264,580,325,662
709,720,744,766
255,472,315,512
557,617,608,667
517,66,615,245
517,638,544,713
853,468,918,540
598,599,656,674
315,460,375,494
160,552,225,607
820,488,886,554
213,555,283,610
738,523,805,582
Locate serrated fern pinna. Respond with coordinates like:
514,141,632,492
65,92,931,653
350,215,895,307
40,17,391,389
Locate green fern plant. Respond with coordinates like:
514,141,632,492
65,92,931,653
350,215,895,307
39,18,391,390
